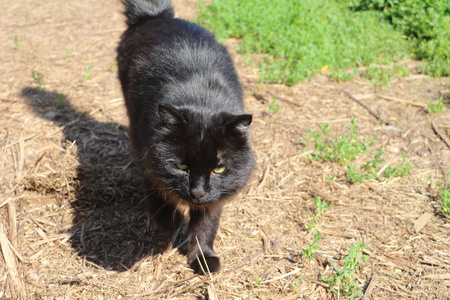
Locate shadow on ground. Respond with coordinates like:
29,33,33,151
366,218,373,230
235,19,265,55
21,87,173,272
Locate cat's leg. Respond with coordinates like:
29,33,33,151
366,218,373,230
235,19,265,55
187,202,224,274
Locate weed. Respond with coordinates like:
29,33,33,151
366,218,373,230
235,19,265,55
346,164,374,184
292,276,303,293
63,48,70,59
383,153,413,179
325,174,335,185
363,64,411,89
268,96,282,114
14,35,22,49
347,152,413,184
304,119,376,163
254,274,261,286
330,69,358,83
364,65,393,89
55,93,66,107
313,197,332,215
323,239,369,299
110,59,117,70
302,229,322,260
437,168,450,215
306,197,332,231
426,97,446,114
31,70,45,94
84,63,92,81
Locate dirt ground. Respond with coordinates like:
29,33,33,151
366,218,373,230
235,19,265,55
1,0,449,299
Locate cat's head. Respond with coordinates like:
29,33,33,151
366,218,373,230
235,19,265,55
144,104,255,206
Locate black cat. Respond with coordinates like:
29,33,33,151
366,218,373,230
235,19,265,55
117,0,255,274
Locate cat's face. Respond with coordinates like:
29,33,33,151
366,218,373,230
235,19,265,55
144,105,254,206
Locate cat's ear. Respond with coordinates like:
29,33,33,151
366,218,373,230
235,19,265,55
223,114,252,137
158,104,186,126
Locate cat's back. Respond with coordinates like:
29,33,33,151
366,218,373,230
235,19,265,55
118,16,234,82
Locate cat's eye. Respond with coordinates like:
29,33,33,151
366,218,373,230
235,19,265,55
176,163,188,171
212,166,226,174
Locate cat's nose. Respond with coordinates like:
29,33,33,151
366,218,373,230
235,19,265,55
190,186,206,200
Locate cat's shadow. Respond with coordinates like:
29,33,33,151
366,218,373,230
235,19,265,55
21,87,177,272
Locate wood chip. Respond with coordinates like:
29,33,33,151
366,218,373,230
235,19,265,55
413,212,433,232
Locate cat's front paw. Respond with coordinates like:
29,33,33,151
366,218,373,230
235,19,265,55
189,255,220,274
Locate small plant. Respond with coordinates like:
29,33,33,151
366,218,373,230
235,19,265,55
110,59,117,70
383,153,413,179
31,70,45,94
323,240,369,299
325,174,335,185
254,274,261,286
55,93,66,107
330,69,357,83
426,97,446,114
292,276,303,293
63,48,70,59
302,229,322,260
84,63,92,81
437,168,450,215
346,164,374,184
313,197,332,215
347,152,413,184
306,197,332,230
14,35,22,49
304,119,376,163
364,65,393,89
268,96,282,114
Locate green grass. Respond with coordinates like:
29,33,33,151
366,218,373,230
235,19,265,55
63,48,70,59
55,93,66,107
426,97,446,114
14,35,22,49
198,0,408,86
343,0,450,77
302,120,413,184
306,197,332,231
268,96,282,114
31,70,45,94
437,169,450,215
84,63,92,81
322,240,369,299
302,119,376,163
302,229,322,260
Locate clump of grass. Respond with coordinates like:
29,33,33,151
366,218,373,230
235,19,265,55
268,96,282,114
303,119,376,163
197,0,408,86
347,152,413,184
302,120,413,184
426,97,446,114
84,63,92,81
323,239,369,299
302,229,322,260
31,70,45,94
362,64,411,89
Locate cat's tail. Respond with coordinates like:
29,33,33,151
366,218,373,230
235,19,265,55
121,0,174,26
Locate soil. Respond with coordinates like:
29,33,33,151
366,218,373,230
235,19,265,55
1,0,449,299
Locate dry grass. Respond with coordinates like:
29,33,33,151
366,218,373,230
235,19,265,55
1,0,449,299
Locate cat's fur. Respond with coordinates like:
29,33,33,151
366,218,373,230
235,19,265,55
117,0,255,274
